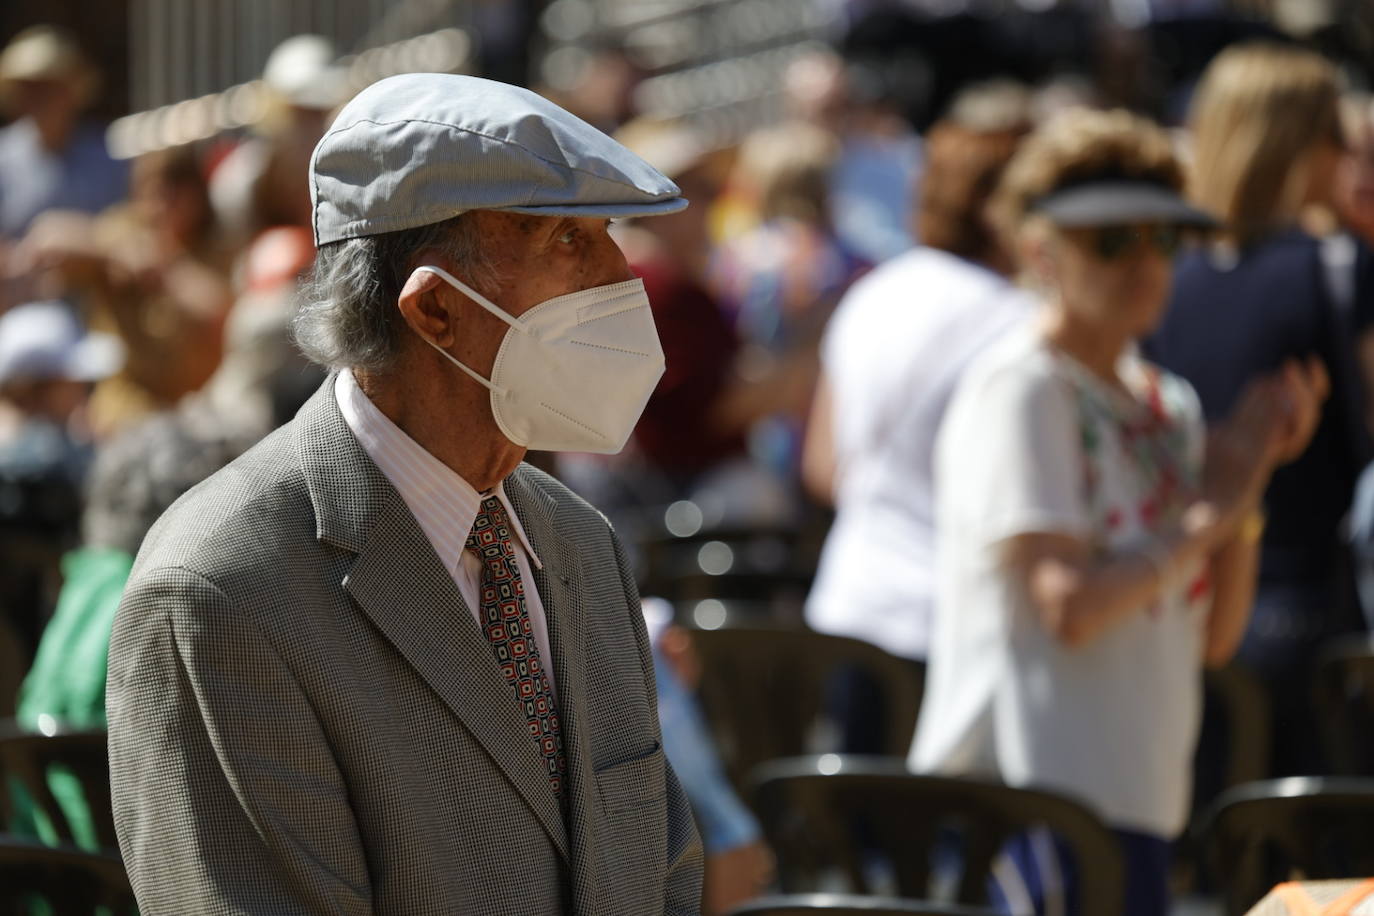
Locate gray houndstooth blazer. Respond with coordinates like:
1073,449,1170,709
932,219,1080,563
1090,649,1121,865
106,378,704,914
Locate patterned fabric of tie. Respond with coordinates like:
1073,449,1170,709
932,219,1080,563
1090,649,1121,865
466,494,567,800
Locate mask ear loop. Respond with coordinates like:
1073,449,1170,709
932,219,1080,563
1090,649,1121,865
413,265,524,330
423,337,508,395
410,265,512,396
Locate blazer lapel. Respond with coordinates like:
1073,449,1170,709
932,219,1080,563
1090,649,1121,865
504,470,599,900
294,380,570,862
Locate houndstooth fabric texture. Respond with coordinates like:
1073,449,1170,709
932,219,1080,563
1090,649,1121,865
467,495,568,799
106,377,703,915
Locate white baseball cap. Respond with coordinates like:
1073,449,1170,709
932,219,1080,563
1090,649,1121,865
0,302,124,386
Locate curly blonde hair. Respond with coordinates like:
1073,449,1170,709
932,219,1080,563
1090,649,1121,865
989,108,1184,240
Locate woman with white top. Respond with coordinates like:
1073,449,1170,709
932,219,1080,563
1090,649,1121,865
803,106,1031,639
803,109,1031,753
910,108,1327,916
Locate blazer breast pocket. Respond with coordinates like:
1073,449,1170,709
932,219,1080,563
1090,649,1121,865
592,743,669,911
594,742,665,815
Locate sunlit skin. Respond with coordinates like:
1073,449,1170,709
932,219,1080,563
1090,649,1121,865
131,171,207,257
1336,120,1374,243
10,77,82,152
357,211,634,491
1030,221,1175,383
1303,123,1346,211
0,377,88,426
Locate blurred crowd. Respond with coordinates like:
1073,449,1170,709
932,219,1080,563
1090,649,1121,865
3,5,1374,915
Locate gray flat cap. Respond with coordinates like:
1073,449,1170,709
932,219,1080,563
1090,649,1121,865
310,73,687,245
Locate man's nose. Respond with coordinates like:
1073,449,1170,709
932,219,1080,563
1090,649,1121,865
598,231,636,284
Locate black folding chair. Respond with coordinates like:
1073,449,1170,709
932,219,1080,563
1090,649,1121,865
690,627,922,795
0,721,114,850
728,893,996,915
1312,635,1374,775
0,620,24,719
636,503,828,612
1177,664,1274,896
751,756,1124,914
1204,663,1272,790
664,569,816,611
1199,777,1374,916
0,834,135,915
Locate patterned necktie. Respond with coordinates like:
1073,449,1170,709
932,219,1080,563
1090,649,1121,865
466,494,568,800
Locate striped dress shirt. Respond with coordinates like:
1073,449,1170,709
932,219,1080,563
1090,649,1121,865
335,370,557,699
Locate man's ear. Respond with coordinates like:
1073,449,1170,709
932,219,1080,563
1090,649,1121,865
397,268,456,347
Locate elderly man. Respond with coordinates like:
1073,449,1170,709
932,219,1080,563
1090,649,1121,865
106,74,703,915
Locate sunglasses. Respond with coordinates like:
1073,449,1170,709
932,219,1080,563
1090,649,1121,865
1088,224,1184,260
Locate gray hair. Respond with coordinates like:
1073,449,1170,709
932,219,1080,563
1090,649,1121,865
292,212,495,372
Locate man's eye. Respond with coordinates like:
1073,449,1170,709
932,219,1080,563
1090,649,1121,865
558,229,577,244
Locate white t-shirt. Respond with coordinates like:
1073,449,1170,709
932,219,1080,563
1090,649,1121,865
910,326,1212,838
806,248,1034,660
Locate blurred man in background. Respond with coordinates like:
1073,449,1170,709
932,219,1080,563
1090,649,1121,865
0,26,125,242
209,34,349,244
0,300,120,656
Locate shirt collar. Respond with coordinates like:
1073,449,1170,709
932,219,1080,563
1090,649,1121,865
334,370,543,574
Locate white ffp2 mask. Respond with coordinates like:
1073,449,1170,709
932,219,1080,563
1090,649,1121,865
413,265,665,454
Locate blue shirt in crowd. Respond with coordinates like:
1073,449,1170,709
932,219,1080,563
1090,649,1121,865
1145,230,1374,584
653,644,761,854
0,118,129,239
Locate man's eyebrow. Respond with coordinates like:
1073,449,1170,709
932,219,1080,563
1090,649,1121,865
537,216,576,244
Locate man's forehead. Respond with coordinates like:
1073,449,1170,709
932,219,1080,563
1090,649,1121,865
471,210,568,238
473,211,608,241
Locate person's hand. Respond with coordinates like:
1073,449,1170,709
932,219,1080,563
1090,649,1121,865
1196,358,1329,543
1198,376,1288,538
658,624,702,691
10,210,104,277
702,840,776,915
1268,356,1328,464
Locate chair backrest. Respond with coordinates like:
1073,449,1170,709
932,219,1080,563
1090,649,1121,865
667,570,815,611
1312,636,1374,775
0,834,135,915
728,893,997,915
677,598,779,631
1200,777,1374,916
690,627,923,792
0,723,114,850
0,619,24,719
1203,663,1272,790
751,756,1124,914
637,509,827,609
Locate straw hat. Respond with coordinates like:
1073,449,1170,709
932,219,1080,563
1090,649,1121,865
0,25,99,109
